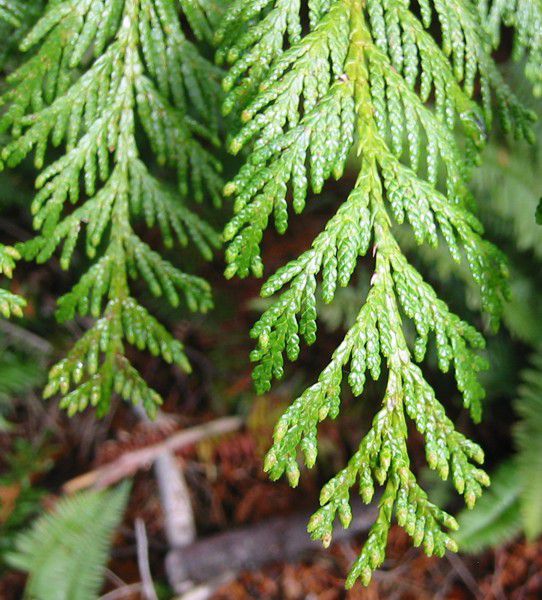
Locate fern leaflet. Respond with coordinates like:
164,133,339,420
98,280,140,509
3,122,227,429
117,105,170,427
7,484,130,600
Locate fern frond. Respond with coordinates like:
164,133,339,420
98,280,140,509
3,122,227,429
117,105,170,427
456,349,542,551
514,348,542,540
0,347,44,431
219,0,536,586
472,120,542,261
7,484,130,600
454,460,522,554
0,0,222,417
0,349,43,405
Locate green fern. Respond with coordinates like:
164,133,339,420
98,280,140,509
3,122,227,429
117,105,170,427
456,349,542,552
454,461,523,554
471,100,542,261
218,0,536,587
514,348,542,540
7,484,129,600
0,440,52,561
0,349,44,430
0,0,223,418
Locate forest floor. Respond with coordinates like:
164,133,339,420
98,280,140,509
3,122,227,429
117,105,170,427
0,209,540,599
2,407,540,600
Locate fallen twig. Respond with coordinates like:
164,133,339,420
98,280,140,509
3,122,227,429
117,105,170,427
154,452,196,549
99,583,143,600
175,574,235,600
63,416,243,494
135,518,158,600
166,501,377,594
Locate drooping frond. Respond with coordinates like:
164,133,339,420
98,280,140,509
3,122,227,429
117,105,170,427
218,0,536,587
472,91,542,260
0,348,44,430
0,0,223,417
469,79,542,344
7,484,130,600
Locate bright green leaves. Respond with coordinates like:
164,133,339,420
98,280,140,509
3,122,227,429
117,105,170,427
263,218,489,495
124,235,214,313
0,243,19,279
261,210,491,586
311,466,459,586
1,0,222,416
223,77,355,277
220,0,532,285
218,0,529,587
303,369,482,587
18,161,220,273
